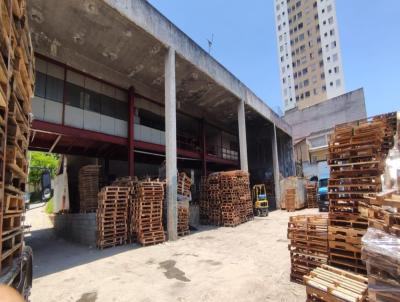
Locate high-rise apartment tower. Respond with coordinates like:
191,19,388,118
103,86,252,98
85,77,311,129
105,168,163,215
274,0,345,112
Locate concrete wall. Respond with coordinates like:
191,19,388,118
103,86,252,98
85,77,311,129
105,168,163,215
54,213,97,246
284,88,367,141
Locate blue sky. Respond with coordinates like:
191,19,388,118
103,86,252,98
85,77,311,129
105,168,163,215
148,0,399,116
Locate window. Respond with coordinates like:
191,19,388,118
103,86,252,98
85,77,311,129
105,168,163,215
332,53,338,62
331,41,337,48
327,4,332,12
330,29,335,36
334,66,339,73
33,60,65,103
336,79,341,87
65,82,84,108
330,81,334,86
328,17,334,24
34,72,46,98
45,76,64,102
304,79,309,86
305,91,310,97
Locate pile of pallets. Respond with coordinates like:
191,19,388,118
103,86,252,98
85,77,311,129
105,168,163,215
306,182,318,208
206,173,222,225
304,265,368,302
79,165,100,212
327,118,393,274
177,206,190,237
285,188,296,212
132,180,165,246
362,228,400,302
112,176,138,242
199,177,209,224
288,215,329,284
365,190,400,236
177,172,191,198
201,171,252,227
0,0,34,273
96,186,129,249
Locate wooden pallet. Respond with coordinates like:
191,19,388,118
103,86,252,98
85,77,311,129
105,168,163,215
304,265,368,302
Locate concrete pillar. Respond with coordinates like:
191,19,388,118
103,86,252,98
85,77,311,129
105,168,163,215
290,137,296,176
128,87,135,177
237,99,248,171
165,47,178,241
201,119,207,176
272,124,281,208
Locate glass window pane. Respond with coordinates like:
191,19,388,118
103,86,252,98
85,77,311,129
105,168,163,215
84,89,101,113
114,100,128,121
34,71,46,98
101,95,115,117
65,82,84,108
45,75,64,102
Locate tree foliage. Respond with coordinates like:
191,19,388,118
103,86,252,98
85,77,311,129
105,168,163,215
28,151,59,189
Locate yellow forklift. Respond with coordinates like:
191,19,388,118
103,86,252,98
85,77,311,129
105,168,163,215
252,184,269,217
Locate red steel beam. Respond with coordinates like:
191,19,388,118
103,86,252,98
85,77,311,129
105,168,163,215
32,120,127,145
31,120,238,166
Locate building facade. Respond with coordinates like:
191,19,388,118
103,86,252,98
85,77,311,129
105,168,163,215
274,0,345,112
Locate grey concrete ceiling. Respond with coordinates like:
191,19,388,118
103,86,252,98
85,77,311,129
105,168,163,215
28,0,240,130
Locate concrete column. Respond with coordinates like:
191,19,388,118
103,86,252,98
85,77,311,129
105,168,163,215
272,124,281,208
165,47,178,241
237,99,248,171
128,87,135,177
201,119,207,176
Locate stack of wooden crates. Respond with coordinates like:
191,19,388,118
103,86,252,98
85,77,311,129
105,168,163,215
96,186,130,249
327,116,394,275
0,0,34,273
202,171,253,227
288,214,329,283
306,182,318,208
132,180,165,246
362,191,400,302
78,165,100,212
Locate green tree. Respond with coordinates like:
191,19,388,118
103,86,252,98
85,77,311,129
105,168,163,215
28,151,59,190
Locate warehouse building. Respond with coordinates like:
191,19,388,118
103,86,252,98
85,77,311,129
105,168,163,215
27,0,294,239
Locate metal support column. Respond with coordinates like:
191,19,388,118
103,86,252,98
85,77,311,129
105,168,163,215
165,47,178,241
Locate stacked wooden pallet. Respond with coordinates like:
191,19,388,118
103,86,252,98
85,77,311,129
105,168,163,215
96,186,129,249
112,176,138,242
0,0,34,273
285,188,296,212
306,182,318,208
79,165,100,212
132,180,165,246
362,227,400,302
177,206,190,237
201,171,252,227
177,172,191,198
288,214,329,284
199,176,209,224
327,119,392,275
304,265,368,302
206,173,221,225
365,190,400,236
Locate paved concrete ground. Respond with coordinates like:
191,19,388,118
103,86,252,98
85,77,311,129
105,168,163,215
26,205,318,302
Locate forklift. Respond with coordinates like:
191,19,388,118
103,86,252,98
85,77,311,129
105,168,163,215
252,184,269,217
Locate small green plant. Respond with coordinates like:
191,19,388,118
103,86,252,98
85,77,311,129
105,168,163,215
45,198,54,214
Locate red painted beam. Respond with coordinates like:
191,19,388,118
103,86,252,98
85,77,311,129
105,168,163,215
128,87,135,176
32,120,127,145
31,120,238,165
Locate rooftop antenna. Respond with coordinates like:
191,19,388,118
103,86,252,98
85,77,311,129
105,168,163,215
207,34,214,54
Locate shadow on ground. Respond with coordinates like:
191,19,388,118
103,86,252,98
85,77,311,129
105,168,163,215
25,225,218,279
